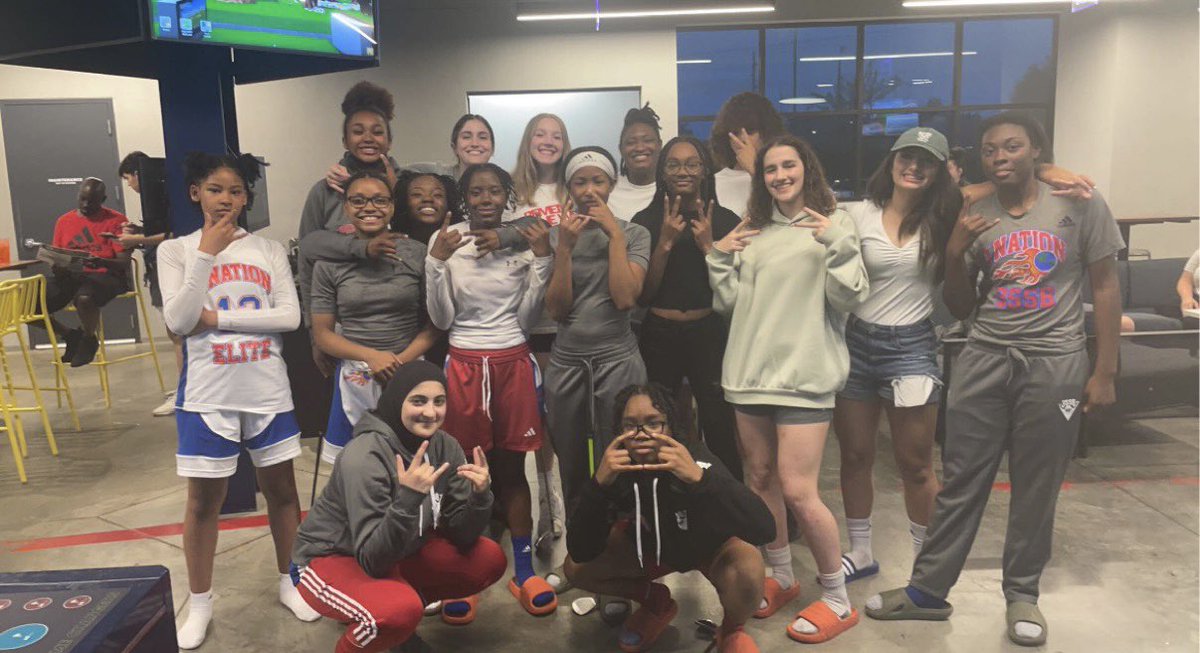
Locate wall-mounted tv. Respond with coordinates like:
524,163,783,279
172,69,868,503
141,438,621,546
148,0,376,59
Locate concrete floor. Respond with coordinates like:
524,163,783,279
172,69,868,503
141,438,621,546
0,344,1197,653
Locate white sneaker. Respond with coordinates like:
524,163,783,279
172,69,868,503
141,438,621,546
153,391,176,416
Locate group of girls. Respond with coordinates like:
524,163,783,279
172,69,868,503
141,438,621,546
160,79,1118,653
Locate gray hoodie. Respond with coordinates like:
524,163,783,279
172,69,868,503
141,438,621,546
292,412,492,577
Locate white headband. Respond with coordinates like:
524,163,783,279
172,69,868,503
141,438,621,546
564,150,616,183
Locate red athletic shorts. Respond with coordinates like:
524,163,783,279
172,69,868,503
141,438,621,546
443,342,544,453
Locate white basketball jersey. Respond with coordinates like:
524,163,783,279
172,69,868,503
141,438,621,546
160,230,297,414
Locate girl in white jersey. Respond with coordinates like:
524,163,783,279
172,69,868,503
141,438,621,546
426,163,557,620
158,153,318,649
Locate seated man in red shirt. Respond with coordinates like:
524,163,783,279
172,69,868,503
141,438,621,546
39,178,132,367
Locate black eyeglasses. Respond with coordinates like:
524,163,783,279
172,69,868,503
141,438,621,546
620,420,667,437
664,160,703,175
347,195,393,209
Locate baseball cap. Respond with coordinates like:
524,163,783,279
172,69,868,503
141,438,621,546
890,127,949,161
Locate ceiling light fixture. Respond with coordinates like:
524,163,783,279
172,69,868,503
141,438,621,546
517,3,775,22
779,97,827,105
903,0,1070,7
799,50,977,62
677,59,713,64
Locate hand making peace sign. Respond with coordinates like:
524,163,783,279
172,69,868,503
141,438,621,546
456,446,491,494
395,440,450,494
712,216,760,254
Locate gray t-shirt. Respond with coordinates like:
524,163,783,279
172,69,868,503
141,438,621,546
549,221,650,358
310,238,427,354
967,183,1124,354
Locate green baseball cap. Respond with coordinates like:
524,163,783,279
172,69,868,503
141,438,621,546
891,127,949,161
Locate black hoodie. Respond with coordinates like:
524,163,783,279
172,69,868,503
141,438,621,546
566,440,775,572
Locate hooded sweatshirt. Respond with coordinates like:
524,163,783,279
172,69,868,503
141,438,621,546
706,205,869,409
293,363,492,577
566,440,775,572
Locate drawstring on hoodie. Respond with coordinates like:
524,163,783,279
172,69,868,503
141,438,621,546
417,451,434,537
632,478,663,569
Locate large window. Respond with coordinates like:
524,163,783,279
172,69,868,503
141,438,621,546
677,17,1057,198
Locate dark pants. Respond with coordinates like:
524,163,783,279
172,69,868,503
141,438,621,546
638,312,741,480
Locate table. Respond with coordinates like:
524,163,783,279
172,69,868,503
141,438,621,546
0,566,175,652
1116,216,1199,260
0,261,42,273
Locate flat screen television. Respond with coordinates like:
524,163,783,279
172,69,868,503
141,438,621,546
148,0,376,59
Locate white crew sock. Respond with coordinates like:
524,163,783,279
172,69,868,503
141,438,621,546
177,591,214,650
791,571,852,635
760,545,795,611
279,574,321,622
844,517,873,569
1013,621,1044,640
909,520,928,559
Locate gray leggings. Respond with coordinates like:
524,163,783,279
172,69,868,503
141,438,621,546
544,349,647,510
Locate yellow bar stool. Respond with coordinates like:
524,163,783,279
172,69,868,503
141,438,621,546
0,382,29,483
0,274,80,431
0,282,59,476
89,258,167,408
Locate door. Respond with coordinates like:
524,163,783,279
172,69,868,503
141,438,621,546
1,99,139,344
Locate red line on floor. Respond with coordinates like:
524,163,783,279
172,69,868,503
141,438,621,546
6,476,1198,554
5,512,306,553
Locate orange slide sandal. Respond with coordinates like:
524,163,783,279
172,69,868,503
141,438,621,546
753,578,801,619
618,598,679,653
785,600,859,644
508,576,558,616
441,594,479,626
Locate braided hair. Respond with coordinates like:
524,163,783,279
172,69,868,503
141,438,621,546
392,170,463,244
611,383,690,442
618,103,663,177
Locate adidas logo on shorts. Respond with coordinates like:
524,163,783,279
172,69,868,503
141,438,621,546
1058,398,1079,420
523,428,536,438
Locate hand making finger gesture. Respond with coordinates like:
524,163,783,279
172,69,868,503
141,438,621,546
791,206,833,241
380,156,399,192
712,216,760,254
947,202,999,259
640,432,704,484
395,440,450,494
456,446,492,494
325,163,351,193
429,212,470,261
516,218,552,257
729,128,761,175
557,201,591,252
366,231,404,260
585,195,620,237
198,210,245,256
594,433,640,487
659,195,686,249
690,199,715,254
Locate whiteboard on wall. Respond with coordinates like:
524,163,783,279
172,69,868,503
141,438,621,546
467,88,642,173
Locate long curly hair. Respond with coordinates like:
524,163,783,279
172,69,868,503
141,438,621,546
746,134,835,228
512,113,571,208
710,92,785,171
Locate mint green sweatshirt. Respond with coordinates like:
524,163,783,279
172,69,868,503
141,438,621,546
706,205,869,409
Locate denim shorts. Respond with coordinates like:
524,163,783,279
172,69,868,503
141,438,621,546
839,316,942,406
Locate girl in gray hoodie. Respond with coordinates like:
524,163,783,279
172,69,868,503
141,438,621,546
292,362,505,652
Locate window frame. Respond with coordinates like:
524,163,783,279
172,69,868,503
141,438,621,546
677,14,1060,197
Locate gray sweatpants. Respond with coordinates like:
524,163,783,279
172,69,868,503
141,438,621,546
544,348,646,511
910,342,1089,604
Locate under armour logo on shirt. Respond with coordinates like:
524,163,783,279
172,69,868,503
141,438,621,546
1058,398,1079,420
